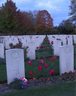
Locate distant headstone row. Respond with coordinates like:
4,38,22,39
0,35,76,59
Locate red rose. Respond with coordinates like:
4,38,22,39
49,71,52,75
28,61,32,65
50,57,54,61
36,47,39,49
38,65,42,70
50,69,54,73
30,71,33,75
40,59,44,64
44,63,48,68
49,69,54,75
41,46,44,48
51,41,53,44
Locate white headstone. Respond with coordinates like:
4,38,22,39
62,35,67,45
4,37,12,49
12,37,19,46
59,45,74,75
26,42,36,60
73,35,76,44
6,49,25,84
53,40,61,56
68,35,73,45
0,43,4,58
0,37,4,43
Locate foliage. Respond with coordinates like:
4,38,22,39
0,0,18,34
0,0,33,34
35,10,53,34
9,40,22,49
58,19,74,34
24,10,38,33
69,0,76,26
36,36,53,59
16,10,33,34
28,59,55,81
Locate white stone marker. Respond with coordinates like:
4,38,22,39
59,45,74,75
0,43,4,58
68,35,73,45
73,35,76,44
26,41,36,60
53,40,61,56
62,35,67,45
12,37,19,46
6,49,25,84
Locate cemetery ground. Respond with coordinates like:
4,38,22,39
0,81,75,96
0,35,76,96
0,56,76,96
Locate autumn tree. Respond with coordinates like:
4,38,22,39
15,10,33,34
0,0,33,35
69,0,76,26
35,10,53,34
0,0,18,34
24,10,38,33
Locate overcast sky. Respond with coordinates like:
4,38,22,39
0,0,71,26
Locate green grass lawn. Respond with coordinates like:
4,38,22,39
1,81,76,96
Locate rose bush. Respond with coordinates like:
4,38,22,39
28,57,55,80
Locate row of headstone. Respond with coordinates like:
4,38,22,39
6,44,74,84
1,35,76,49
0,35,76,59
4,35,75,85
47,35,74,56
